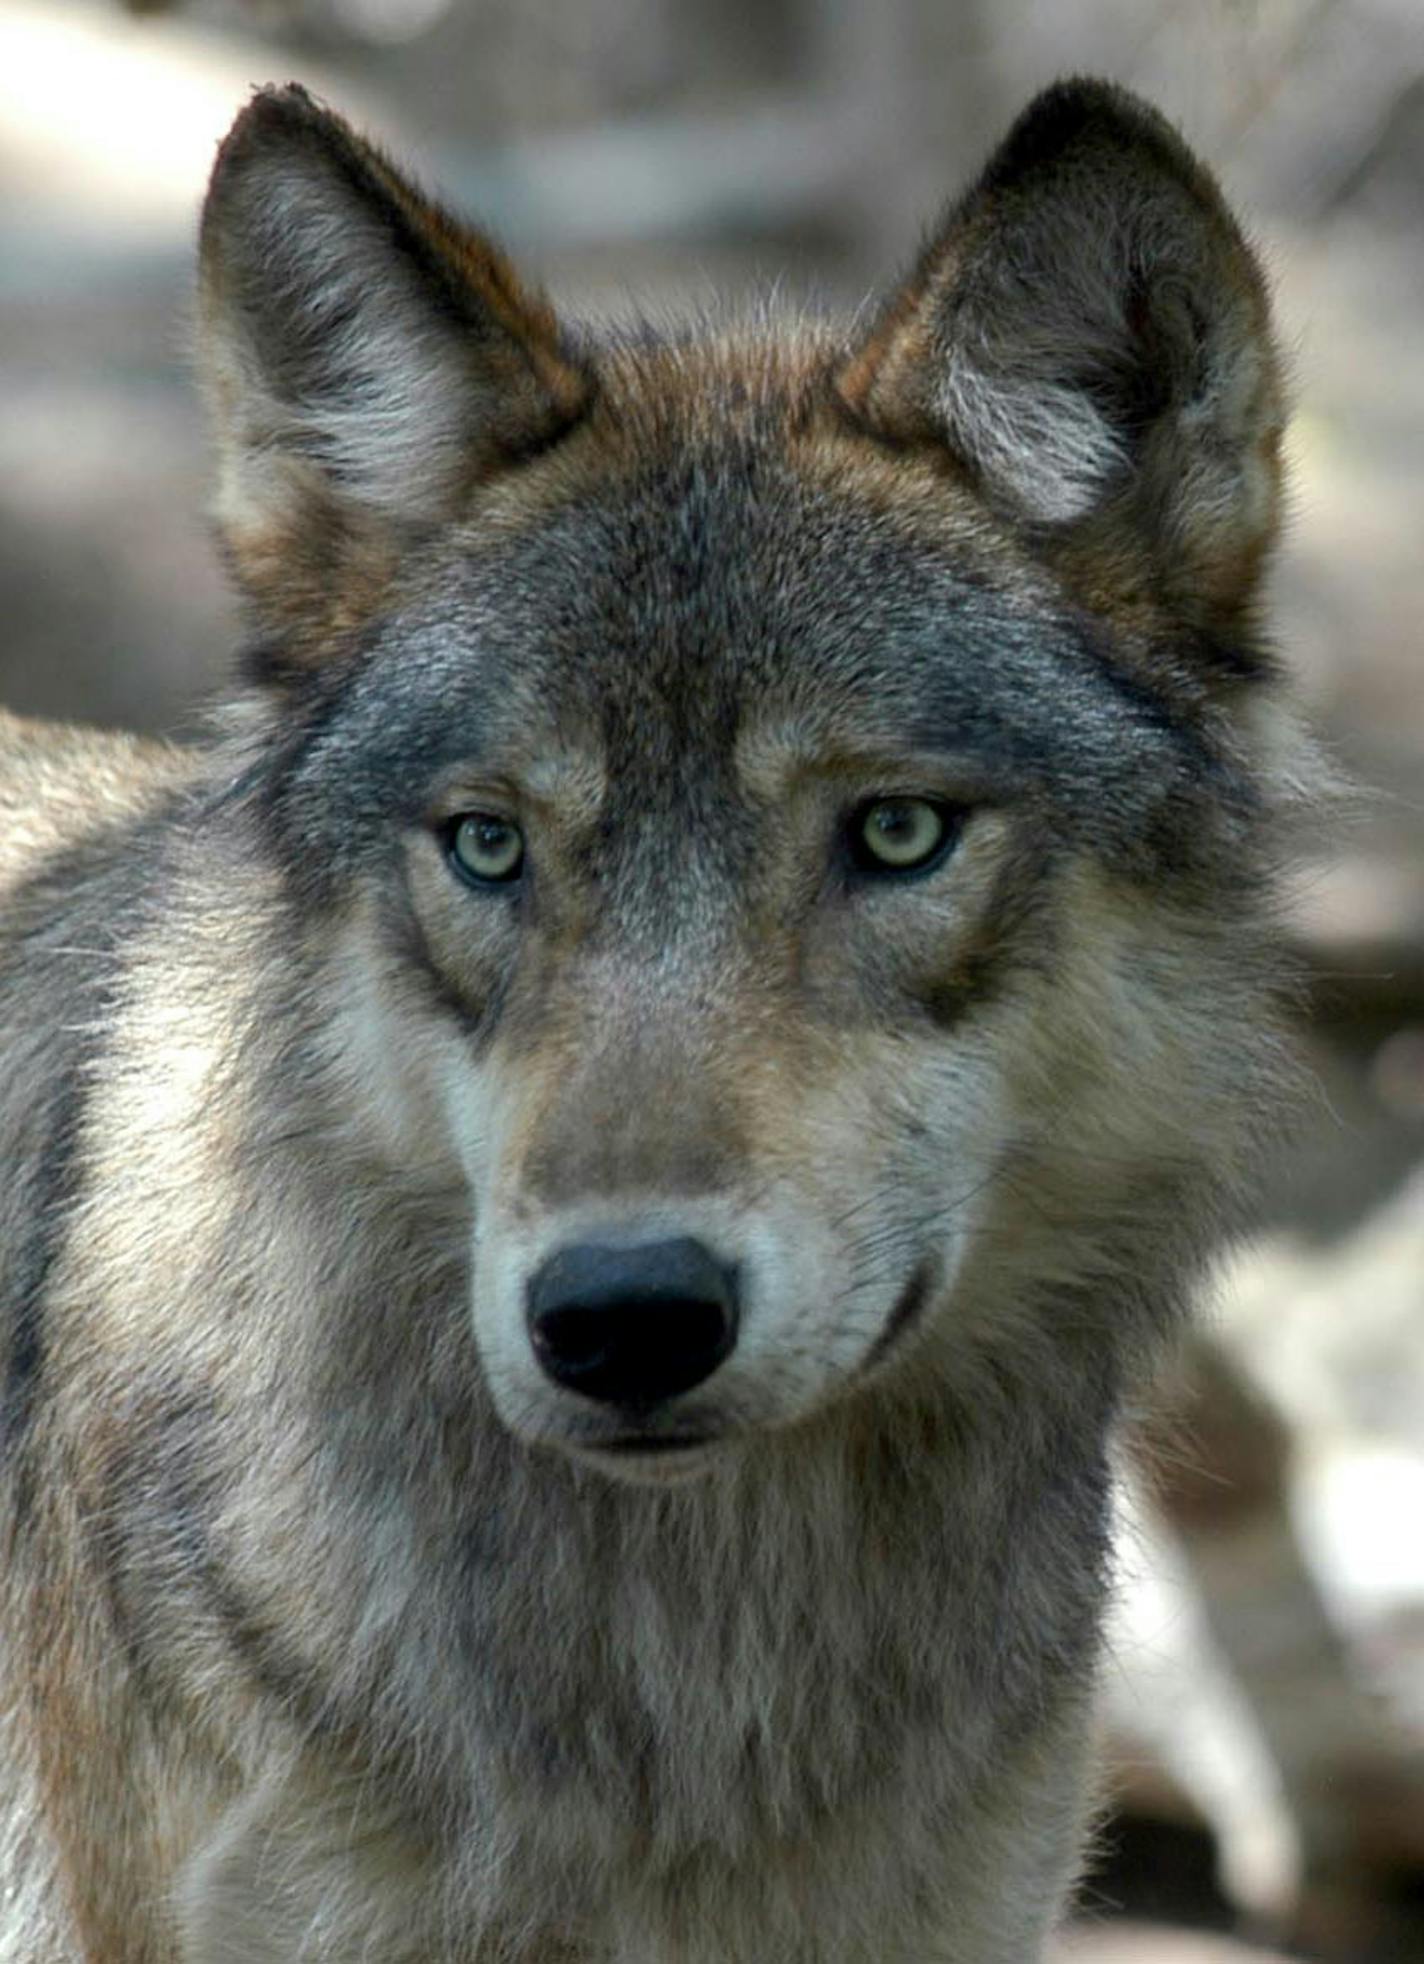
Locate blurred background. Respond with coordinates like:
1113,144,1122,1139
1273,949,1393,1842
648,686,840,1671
1,2,1421,1958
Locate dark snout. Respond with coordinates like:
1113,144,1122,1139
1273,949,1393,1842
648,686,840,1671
526,1237,739,1409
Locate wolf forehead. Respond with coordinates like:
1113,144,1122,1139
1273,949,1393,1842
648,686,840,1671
272,343,1233,863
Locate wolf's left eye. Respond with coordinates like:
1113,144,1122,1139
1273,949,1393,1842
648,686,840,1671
848,798,958,875
448,814,525,887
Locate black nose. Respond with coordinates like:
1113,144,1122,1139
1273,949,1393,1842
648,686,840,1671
526,1237,739,1409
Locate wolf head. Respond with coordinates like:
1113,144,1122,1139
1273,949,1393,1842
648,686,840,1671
198,82,1291,1478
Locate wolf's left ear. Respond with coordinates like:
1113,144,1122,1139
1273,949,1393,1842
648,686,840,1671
837,81,1284,619
199,87,589,644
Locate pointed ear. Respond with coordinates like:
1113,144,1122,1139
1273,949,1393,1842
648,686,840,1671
198,86,589,645
837,81,1284,619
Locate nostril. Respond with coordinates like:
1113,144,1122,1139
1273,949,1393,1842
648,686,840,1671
526,1236,739,1409
529,1303,617,1380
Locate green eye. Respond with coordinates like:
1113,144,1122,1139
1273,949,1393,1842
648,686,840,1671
849,798,956,875
448,813,525,887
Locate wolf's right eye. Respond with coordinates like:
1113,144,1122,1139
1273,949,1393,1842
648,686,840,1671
447,814,525,887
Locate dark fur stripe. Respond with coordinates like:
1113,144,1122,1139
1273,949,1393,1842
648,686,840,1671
198,1539,344,1740
1,1066,88,1499
382,883,503,1041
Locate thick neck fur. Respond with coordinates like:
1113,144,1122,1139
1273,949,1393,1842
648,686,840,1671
172,1237,1112,1951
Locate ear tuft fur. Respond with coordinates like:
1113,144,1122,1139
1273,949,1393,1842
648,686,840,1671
838,79,1285,617
198,86,590,645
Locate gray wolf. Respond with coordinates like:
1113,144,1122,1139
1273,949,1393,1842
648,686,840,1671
0,77,1297,1961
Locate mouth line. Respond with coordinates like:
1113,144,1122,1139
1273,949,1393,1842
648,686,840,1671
861,1257,937,1372
594,1432,718,1456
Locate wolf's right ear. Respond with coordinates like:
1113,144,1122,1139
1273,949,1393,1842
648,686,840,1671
199,87,588,649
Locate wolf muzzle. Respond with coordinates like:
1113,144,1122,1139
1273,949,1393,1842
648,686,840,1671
525,1236,740,1409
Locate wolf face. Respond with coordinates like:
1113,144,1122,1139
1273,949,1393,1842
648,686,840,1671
195,83,1290,1482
